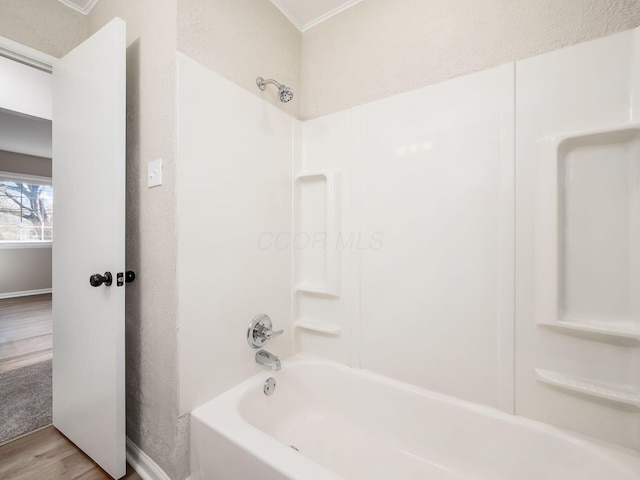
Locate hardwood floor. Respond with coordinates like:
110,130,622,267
0,426,141,480
0,295,139,479
0,294,52,373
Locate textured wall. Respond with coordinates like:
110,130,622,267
0,151,52,177
177,0,301,118
301,0,640,119
87,2,188,479
0,0,86,57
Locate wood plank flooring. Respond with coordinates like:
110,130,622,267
0,295,139,479
0,294,52,373
0,426,141,480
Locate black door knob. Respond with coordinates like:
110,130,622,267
125,271,136,283
90,272,113,287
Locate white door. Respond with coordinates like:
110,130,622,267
52,18,126,479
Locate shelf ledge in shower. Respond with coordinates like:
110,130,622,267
295,171,329,180
294,283,340,297
294,319,341,335
535,368,640,409
538,320,640,343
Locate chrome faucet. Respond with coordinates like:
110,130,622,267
247,314,283,349
256,350,281,371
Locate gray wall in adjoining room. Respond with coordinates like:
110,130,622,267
0,150,52,177
0,248,51,296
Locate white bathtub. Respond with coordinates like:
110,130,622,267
190,355,640,479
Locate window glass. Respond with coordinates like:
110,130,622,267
0,179,53,242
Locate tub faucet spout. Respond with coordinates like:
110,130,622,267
256,350,281,371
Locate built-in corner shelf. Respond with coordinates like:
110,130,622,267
538,320,640,342
535,369,640,409
294,319,341,335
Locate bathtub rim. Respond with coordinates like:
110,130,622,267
190,353,640,478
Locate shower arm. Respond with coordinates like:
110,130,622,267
256,77,282,91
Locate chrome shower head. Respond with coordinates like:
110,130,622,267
256,77,294,103
278,85,294,103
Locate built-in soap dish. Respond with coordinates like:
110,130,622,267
294,283,340,297
294,318,341,335
538,320,640,344
535,368,640,409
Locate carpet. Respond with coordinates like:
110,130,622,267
0,360,52,445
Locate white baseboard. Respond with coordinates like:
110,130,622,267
126,437,172,480
0,288,52,299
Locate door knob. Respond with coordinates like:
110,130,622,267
90,272,113,287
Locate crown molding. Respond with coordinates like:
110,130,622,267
57,0,101,15
270,0,364,32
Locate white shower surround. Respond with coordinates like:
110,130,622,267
177,53,294,415
295,64,515,410
179,26,640,477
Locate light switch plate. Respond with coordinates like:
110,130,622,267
148,158,162,187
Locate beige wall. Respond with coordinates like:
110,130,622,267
301,0,640,119
177,0,301,118
0,150,52,177
1,1,186,476
86,2,187,479
0,0,86,57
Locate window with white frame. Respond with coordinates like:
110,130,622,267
0,172,52,243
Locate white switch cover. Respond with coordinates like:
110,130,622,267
148,158,162,187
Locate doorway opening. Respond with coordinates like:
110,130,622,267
0,53,53,446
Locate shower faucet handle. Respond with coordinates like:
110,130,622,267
264,327,284,340
247,314,283,349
